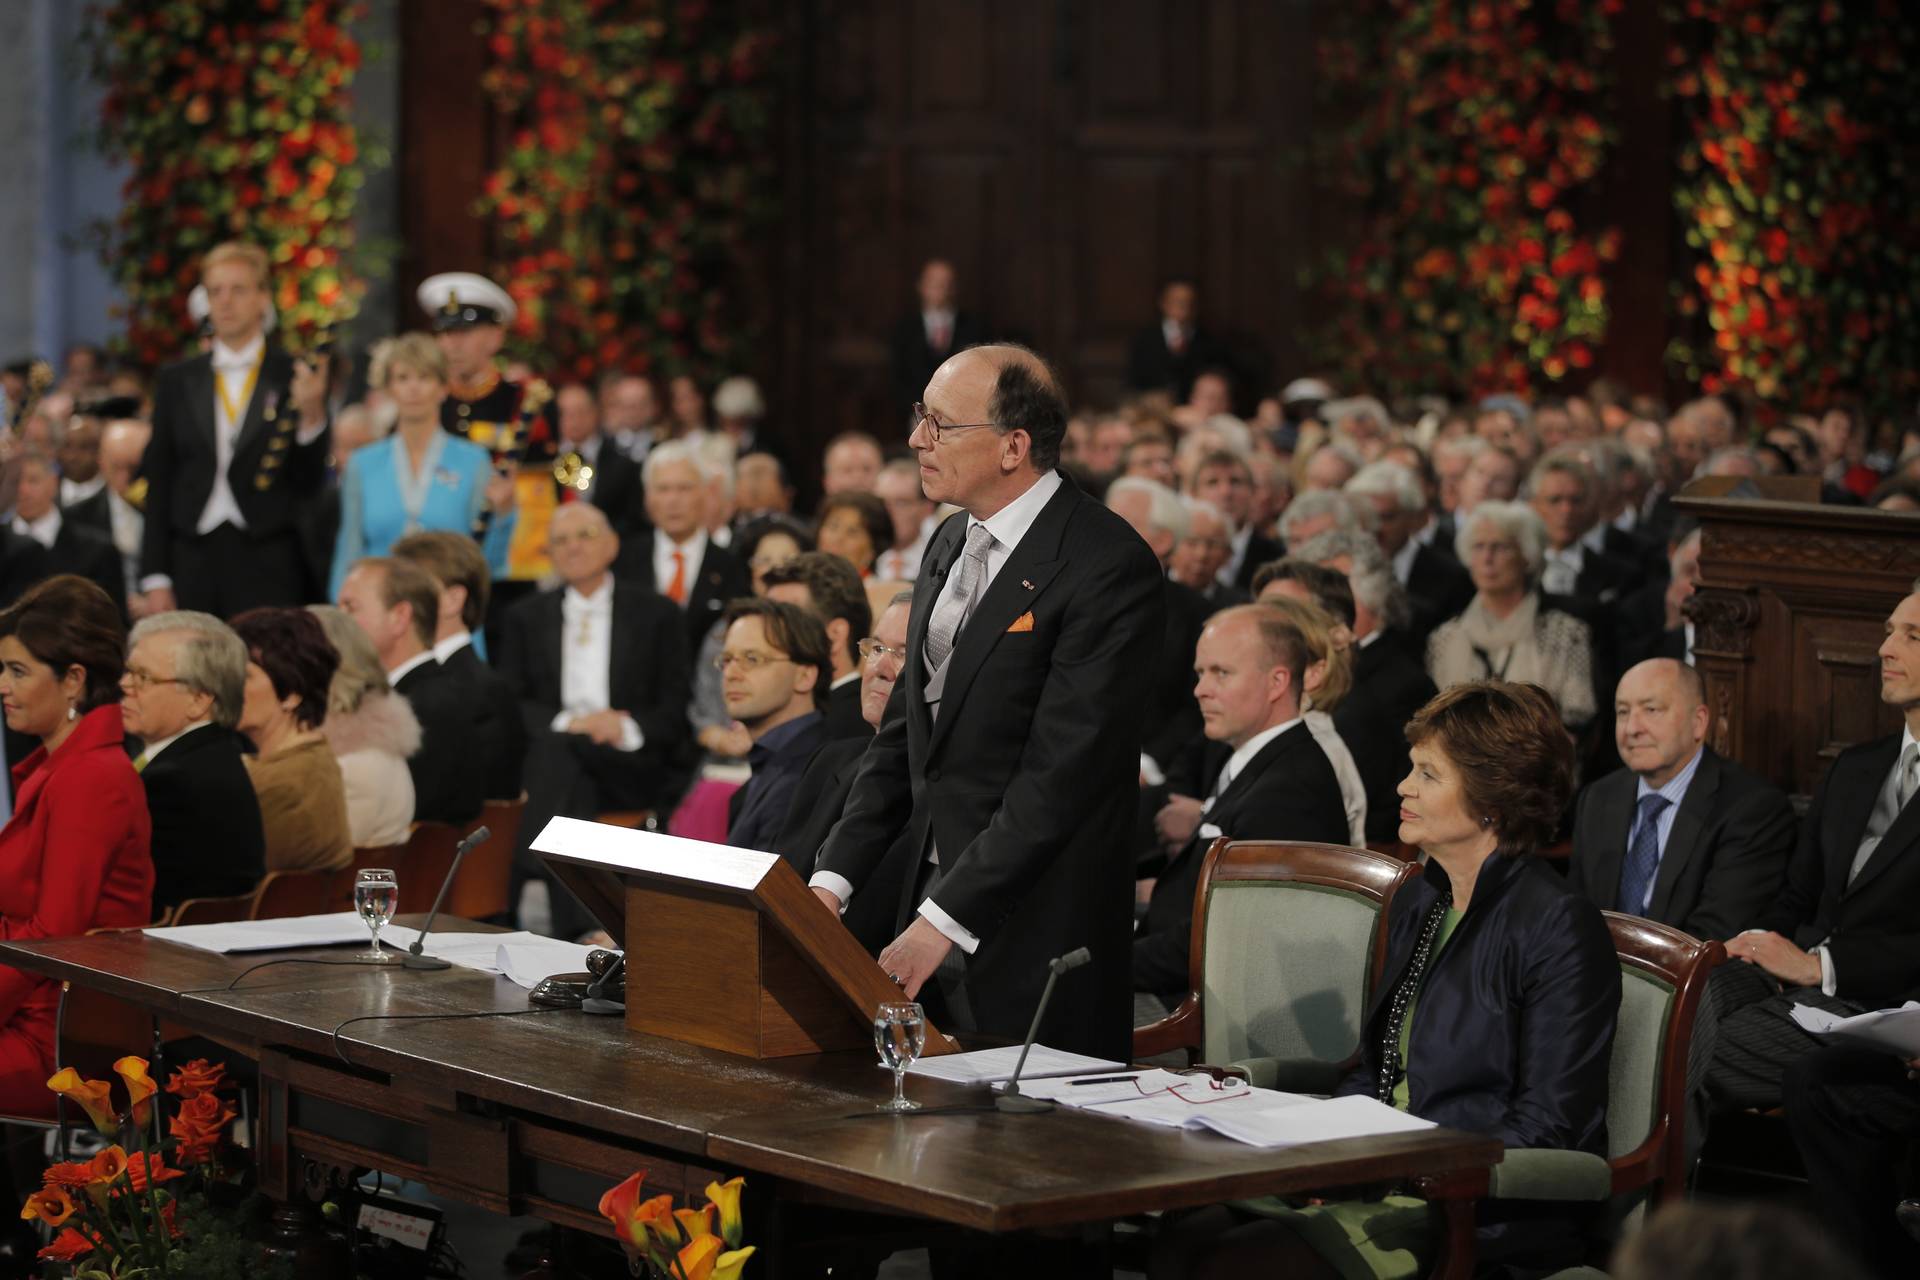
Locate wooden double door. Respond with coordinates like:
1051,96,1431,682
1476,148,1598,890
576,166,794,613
770,0,1315,460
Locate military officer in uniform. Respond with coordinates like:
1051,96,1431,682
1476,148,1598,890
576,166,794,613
416,272,556,467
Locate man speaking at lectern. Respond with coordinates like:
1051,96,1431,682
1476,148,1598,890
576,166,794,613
809,345,1164,1061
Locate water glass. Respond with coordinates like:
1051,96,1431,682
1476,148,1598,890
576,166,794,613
354,868,398,962
873,1001,926,1112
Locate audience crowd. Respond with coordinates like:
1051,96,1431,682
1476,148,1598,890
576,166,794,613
1,245,1918,1276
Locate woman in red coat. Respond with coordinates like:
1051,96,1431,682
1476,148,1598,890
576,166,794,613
0,574,152,1115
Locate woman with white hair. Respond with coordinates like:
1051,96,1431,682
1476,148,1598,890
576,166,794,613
1425,501,1597,730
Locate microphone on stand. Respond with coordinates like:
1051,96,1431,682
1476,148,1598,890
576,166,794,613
402,826,491,971
995,947,1092,1114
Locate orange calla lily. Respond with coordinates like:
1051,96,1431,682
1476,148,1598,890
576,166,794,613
113,1057,158,1128
87,1146,128,1187
20,1187,76,1227
597,1171,649,1251
633,1192,679,1250
47,1068,118,1135
705,1175,746,1248
674,1204,714,1240
713,1246,757,1280
675,1232,722,1280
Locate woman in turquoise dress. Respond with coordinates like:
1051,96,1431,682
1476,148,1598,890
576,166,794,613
329,333,514,600
1152,681,1620,1280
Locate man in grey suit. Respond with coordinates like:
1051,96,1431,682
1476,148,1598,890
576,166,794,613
1570,658,1795,940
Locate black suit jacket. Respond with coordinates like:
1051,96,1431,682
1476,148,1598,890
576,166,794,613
47,518,126,618
1230,531,1285,593
817,474,1166,1060
0,528,49,609
1145,579,1209,772
1404,542,1475,639
496,580,692,757
1125,323,1228,401
1760,733,1920,1008
62,488,112,539
439,642,527,801
1611,578,1684,670
1334,632,1439,843
140,724,266,912
823,677,868,742
1133,722,1350,998
1570,747,1796,941
393,659,485,825
1335,854,1619,1268
584,441,646,537
141,346,330,580
889,311,990,415
774,738,912,958
1570,543,1642,610
623,536,751,650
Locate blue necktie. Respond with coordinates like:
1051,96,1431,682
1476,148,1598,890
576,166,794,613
1616,793,1672,916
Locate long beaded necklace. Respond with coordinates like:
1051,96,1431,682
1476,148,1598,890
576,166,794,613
1375,897,1454,1105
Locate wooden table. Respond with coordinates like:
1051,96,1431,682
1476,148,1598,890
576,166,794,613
2,924,1501,1270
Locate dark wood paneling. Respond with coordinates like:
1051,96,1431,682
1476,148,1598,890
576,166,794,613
397,0,498,336
775,0,1303,472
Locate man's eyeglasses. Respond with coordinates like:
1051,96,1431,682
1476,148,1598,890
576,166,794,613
856,637,908,668
122,667,187,691
712,650,793,673
911,403,1003,445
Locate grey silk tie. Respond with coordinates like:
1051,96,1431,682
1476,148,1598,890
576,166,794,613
924,522,994,674
1848,742,1919,885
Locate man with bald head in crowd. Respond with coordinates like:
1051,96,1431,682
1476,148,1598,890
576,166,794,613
500,501,692,939
1571,658,1794,940
810,343,1164,1061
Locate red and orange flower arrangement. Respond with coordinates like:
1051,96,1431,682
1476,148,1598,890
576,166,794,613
598,1169,754,1279
80,0,370,370
474,0,777,384
25,1056,253,1276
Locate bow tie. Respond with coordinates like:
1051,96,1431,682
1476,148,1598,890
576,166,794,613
213,349,258,372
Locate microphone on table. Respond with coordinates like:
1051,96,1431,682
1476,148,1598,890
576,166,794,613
995,946,1093,1114
401,826,490,971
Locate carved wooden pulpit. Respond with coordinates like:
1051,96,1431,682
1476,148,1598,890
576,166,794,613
1681,491,1919,798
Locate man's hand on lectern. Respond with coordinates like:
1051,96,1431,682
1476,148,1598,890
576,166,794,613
878,916,954,1001
812,886,843,916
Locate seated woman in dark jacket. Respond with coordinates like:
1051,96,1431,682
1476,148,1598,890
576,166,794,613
1152,680,1621,1280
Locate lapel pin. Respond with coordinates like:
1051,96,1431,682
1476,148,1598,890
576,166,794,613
1021,579,1034,591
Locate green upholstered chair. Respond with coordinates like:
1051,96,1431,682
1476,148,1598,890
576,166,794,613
1133,840,1420,1094
1422,912,1724,1275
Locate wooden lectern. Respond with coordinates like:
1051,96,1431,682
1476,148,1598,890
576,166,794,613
533,818,957,1060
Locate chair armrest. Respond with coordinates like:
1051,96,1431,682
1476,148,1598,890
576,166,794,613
1132,994,1200,1062
1226,1056,1347,1095
1485,1148,1612,1202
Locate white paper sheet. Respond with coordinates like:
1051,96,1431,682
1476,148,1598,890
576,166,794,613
905,1044,1126,1085
144,912,377,953
378,927,602,989
1008,1069,1437,1148
1790,1000,1920,1056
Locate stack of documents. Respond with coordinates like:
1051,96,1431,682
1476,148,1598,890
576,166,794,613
146,913,375,952
142,916,603,991
1790,1001,1920,1056
995,1068,1438,1148
906,1045,1125,1085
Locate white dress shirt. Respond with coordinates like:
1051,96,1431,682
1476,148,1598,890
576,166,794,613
197,334,266,536
108,490,143,591
1218,523,1255,589
811,469,1064,953
1390,535,1419,586
652,527,708,601
555,579,642,751
878,512,938,582
12,509,60,550
60,475,106,507
922,308,956,350
1541,541,1586,597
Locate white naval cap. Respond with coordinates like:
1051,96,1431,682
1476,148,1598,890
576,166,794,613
417,272,516,331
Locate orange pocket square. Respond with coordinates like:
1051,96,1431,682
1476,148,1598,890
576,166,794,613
1007,612,1035,633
